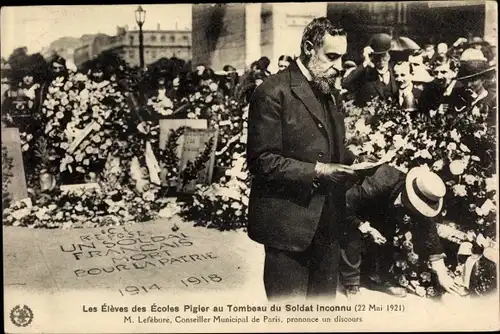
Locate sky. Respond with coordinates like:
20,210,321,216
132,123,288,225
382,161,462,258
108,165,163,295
1,5,192,58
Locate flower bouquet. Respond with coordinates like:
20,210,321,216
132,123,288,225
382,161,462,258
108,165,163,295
179,152,250,230
146,93,175,117
39,71,131,183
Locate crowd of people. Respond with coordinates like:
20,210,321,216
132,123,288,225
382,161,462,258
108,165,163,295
1,17,497,302
245,18,496,301
340,33,496,124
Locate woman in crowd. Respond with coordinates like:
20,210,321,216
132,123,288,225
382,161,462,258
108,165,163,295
277,55,293,71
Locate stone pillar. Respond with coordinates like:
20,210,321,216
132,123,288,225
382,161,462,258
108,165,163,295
245,3,262,69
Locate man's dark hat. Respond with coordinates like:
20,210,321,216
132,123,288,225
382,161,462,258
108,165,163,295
456,59,495,81
370,33,392,54
468,36,489,47
343,60,357,69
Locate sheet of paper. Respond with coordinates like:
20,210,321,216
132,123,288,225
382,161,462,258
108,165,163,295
351,150,397,171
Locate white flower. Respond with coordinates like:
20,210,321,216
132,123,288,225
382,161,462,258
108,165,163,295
205,95,213,103
354,118,371,135
56,111,65,119
368,132,386,148
142,191,156,202
447,142,457,152
485,175,497,192
393,134,406,149
459,143,470,153
432,159,444,171
209,82,218,92
79,89,89,100
471,106,481,117
63,81,73,91
415,149,432,159
449,159,468,175
159,108,173,116
92,134,102,143
75,152,84,162
463,174,476,185
480,199,496,216
230,201,242,210
452,184,467,197
382,120,395,129
415,286,426,297
450,129,461,142
187,112,196,119
362,142,375,154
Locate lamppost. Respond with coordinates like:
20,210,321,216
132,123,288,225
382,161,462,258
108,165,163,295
135,5,146,69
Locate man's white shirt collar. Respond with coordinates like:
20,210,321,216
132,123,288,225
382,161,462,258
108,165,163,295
377,69,391,85
296,58,313,82
398,83,414,105
444,80,457,96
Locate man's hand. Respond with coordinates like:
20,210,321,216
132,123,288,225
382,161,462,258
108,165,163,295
453,37,468,47
315,162,358,185
437,272,465,296
362,46,375,68
355,154,379,163
431,259,465,296
367,227,386,245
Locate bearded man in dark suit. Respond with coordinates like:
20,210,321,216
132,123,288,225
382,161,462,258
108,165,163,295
247,17,362,300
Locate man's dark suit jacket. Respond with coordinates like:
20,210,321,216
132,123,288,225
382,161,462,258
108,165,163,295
344,164,444,259
341,64,398,107
246,61,355,253
418,80,466,115
397,85,425,115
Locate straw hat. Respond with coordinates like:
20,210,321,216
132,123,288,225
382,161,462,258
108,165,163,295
402,167,446,218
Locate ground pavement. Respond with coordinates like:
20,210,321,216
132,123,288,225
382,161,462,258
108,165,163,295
3,215,498,333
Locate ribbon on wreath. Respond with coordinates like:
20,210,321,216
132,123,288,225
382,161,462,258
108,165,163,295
136,121,162,186
456,233,498,290
67,120,101,154
130,157,149,194
145,141,161,185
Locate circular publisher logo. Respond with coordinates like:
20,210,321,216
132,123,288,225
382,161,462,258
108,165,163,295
10,305,34,327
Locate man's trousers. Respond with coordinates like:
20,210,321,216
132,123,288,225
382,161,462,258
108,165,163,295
262,195,342,300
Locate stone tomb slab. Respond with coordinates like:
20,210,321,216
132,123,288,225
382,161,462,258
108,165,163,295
3,217,256,298
158,118,207,152
1,127,28,202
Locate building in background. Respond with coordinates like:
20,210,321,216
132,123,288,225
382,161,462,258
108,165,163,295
191,3,327,73
44,36,83,66
192,2,494,71
73,24,192,68
327,1,492,62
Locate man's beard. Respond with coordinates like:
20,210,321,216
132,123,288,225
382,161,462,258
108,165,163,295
306,56,338,94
